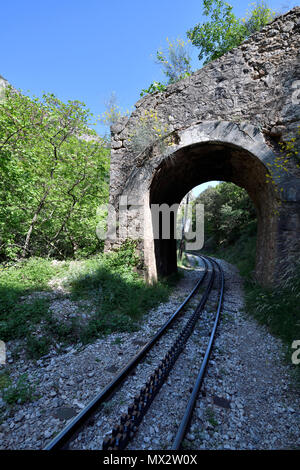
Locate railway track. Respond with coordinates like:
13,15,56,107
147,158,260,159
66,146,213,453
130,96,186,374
44,255,224,451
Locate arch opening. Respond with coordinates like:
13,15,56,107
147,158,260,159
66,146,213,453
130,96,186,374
149,141,277,284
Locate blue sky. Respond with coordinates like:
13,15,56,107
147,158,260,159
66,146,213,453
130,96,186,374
1,0,298,195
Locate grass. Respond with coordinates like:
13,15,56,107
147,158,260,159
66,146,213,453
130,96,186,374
245,269,300,345
1,257,69,286
205,407,219,428
0,371,11,390
0,257,69,357
199,223,300,384
1,372,37,406
201,222,257,278
244,263,300,384
112,337,123,345
0,242,175,359
26,335,52,359
177,251,190,268
66,244,174,342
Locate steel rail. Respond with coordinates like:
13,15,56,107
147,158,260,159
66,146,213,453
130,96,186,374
44,256,208,450
102,256,216,450
171,256,224,450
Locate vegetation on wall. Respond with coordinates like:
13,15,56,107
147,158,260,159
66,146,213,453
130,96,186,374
187,0,275,64
128,109,172,157
266,126,300,215
100,92,130,127
140,38,192,97
141,1,276,96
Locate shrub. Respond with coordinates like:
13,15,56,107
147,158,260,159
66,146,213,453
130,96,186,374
2,373,37,405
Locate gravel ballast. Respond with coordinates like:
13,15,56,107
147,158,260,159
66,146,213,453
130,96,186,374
0,257,299,450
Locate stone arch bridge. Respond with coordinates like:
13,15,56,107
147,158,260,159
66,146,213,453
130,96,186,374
105,8,300,286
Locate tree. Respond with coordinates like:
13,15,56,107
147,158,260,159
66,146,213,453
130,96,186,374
193,182,256,247
0,87,110,261
187,0,275,64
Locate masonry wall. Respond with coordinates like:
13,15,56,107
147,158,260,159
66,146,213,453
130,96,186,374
106,8,300,285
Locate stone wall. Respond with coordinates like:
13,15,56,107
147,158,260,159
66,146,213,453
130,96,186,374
106,8,300,286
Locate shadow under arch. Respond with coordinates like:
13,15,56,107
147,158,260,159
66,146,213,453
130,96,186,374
149,124,278,284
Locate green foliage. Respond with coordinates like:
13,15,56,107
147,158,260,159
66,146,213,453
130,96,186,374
246,263,300,345
156,38,192,84
140,37,192,96
279,127,300,166
245,262,300,383
195,180,299,384
0,243,173,358
0,297,52,344
69,241,172,340
0,257,68,291
177,251,190,268
0,371,11,391
266,126,300,215
0,87,110,261
208,226,257,278
195,182,257,278
142,1,275,94
199,184,257,277
2,373,37,405
194,182,256,249
26,336,51,359
140,81,167,97
206,228,300,384
0,258,68,344
205,407,219,427
187,1,275,64
243,1,276,35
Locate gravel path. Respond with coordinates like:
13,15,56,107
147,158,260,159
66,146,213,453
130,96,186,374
185,258,300,450
0,257,299,450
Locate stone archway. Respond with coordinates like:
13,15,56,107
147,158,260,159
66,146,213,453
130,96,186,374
105,8,300,286
106,121,299,285
149,122,277,283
